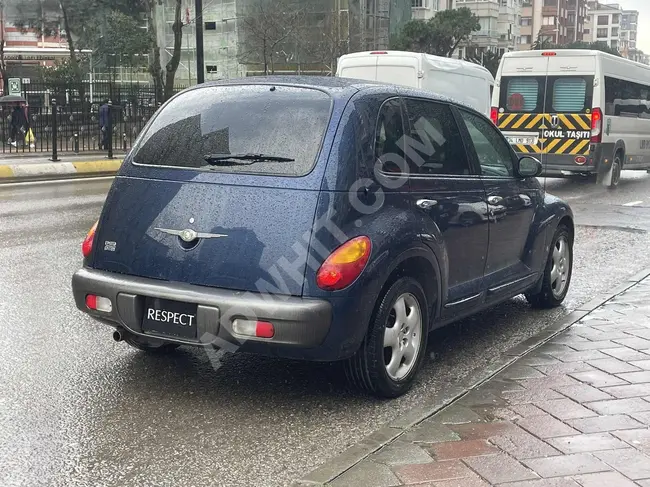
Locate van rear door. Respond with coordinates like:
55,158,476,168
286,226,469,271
91,85,333,297
497,54,594,170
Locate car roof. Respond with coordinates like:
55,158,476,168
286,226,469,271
181,75,480,117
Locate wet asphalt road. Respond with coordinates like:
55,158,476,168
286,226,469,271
2,173,650,487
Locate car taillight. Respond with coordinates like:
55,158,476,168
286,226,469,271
82,221,98,258
490,107,499,125
316,236,371,291
591,108,603,143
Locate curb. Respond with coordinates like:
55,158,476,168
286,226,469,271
293,267,650,487
0,159,122,182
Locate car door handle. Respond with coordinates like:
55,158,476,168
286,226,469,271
487,196,503,205
416,199,438,210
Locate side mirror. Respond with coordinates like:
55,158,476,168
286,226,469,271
516,156,542,178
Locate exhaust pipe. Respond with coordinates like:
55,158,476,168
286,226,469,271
113,328,125,342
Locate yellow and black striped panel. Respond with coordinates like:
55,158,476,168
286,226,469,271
498,113,591,155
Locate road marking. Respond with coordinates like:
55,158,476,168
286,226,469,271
623,201,643,207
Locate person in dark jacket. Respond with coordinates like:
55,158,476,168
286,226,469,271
10,103,28,147
99,100,110,150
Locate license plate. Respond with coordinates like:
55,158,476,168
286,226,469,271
142,297,198,340
506,135,537,145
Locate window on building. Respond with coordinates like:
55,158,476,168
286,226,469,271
568,14,576,23
206,65,218,73
412,0,426,7
611,40,618,50
612,14,620,24
543,16,556,25
597,15,609,26
597,28,608,38
584,28,590,35
205,21,217,30
521,35,532,44
611,27,619,36
521,17,532,26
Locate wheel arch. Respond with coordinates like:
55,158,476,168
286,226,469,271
375,247,443,329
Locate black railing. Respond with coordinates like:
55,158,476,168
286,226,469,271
0,81,185,155
0,101,159,155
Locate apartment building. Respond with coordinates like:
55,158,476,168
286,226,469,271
585,2,639,55
411,0,450,20
518,0,587,51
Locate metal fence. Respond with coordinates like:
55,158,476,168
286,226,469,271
0,101,158,155
0,81,186,155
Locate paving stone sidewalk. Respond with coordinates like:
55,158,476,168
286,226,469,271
329,278,650,487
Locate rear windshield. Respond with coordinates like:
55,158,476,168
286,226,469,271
132,85,332,176
500,76,593,114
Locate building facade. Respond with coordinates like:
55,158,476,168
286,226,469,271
411,0,450,20
585,2,641,59
518,0,587,51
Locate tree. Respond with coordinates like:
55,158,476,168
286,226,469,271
14,0,97,87
465,47,501,77
239,0,304,75
304,9,350,75
391,8,480,57
94,10,153,74
531,37,622,57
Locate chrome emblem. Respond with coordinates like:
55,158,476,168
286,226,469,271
155,227,228,242
550,115,559,128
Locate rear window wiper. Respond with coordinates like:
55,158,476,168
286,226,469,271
203,153,295,165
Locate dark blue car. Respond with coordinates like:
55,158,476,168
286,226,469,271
72,77,574,398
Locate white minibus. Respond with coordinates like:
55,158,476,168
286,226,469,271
492,49,650,187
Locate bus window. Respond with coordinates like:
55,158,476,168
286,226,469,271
552,78,587,112
506,78,539,112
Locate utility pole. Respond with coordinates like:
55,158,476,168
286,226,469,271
195,0,205,84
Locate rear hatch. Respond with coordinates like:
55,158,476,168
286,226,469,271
91,84,333,296
497,56,594,159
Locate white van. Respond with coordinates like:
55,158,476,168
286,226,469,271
336,50,495,117
492,49,650,188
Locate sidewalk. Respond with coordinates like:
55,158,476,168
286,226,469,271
0,152,124,181
304,274,650,487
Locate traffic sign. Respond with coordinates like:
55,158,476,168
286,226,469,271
8,78,21,96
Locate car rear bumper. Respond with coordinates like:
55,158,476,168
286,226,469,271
72,267,333,355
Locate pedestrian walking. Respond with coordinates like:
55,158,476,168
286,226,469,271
99,99,110,150
10,102,28,147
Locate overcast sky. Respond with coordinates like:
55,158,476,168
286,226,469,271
621,0,650,52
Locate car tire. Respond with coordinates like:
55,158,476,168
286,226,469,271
607,152,623,189
526,224,573,309
345,277,429,398
124,335,180,354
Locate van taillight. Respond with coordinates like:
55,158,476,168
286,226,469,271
490,107,499,125
316,236,371,291
591,108,603,143
82,221,98,258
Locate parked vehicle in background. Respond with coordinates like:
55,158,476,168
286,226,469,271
72,77,574,398
492,49,650,188
337,50,495,117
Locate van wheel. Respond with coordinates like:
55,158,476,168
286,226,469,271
607,153,623,189
526,224,573,309
125,335,180,354
345,277,429,398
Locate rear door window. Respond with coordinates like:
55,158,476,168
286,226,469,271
132,85,332,176
505,77,541,112
552,78,587,112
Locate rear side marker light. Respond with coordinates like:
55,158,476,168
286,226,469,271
86,294,112,313
232,319,275,339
